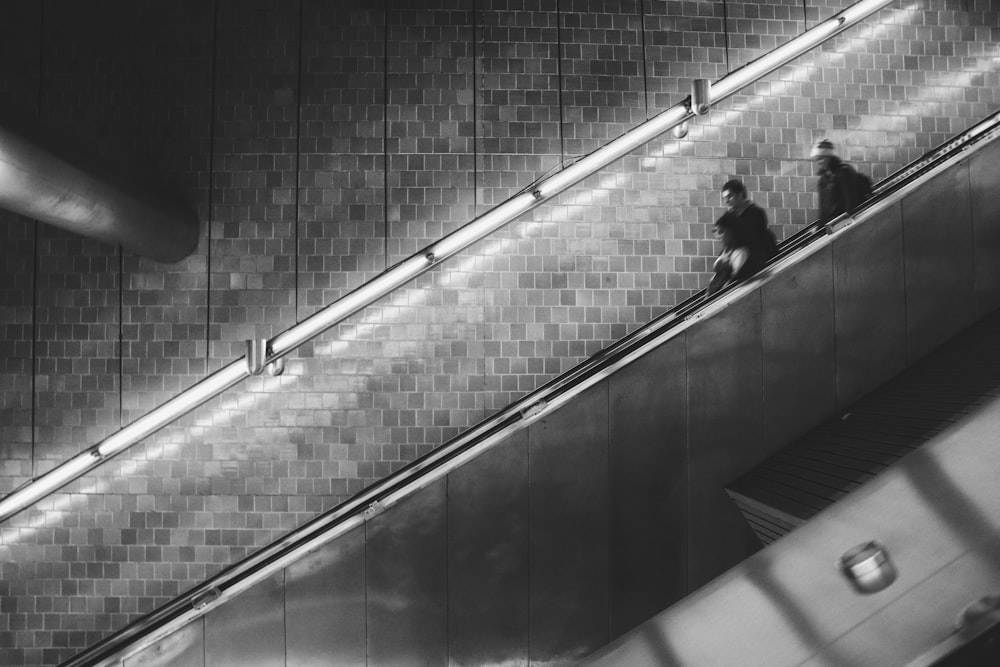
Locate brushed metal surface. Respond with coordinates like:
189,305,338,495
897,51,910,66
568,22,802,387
901,161,977,362
685,294,764,588
285,525,366,667
736,309,1000,548
582,395,1000,667
969,138,1000,315
608,337,687,637
367,478,448,667
832,203,907,407
447,430,529,666
124,620,204,667
761,245,837,455
529,381,610,665
203,571,285,667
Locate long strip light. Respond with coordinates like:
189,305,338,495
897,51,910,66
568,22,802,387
75,104,1000,667
270,191,540,354
0,0,897,527
70,109,1000,667
0,360,249,522
173,104,1000,667
531,106,690,198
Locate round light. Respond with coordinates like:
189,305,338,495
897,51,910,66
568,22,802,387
838,540,897,594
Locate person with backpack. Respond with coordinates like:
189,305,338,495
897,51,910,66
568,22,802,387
706,179,778,296
810,138,873,224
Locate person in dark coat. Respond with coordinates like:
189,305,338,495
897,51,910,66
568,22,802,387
706,179,777,296
811,138,864,224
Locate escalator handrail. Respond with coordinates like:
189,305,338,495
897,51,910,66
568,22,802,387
65,108,1000,667
66,1,1000,664
61,50,1000,667
1,0,900,530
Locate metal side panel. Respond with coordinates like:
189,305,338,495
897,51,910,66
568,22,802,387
366,477,448,667
529,380,610,666
969,138,1000,316
685,293,764,589
761,244,837,455
447,430,530,667
284,525,366,667
203,571,285,667
582,393,1000,667
832,203,907,408
123,619,204,667
607,335,688,638
901,160,977,362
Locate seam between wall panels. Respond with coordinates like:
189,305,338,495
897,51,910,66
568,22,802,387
294,0,303,322
556,0,565,164
722,0,731,72
683,330,690,594
831,240,841,411
639,0,649,121
31,1,46,480
31,218,39,480
383,1,389,268
364,520,370,665
966,162,981,315
207,0,220,364
757,290,765,456
899,200,911,366
474,0,484,422
119,248,124,429
284,570,290,664
606,380,612,641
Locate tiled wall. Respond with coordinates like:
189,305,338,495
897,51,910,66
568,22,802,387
0,0,997,664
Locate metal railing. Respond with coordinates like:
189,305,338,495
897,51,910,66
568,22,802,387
63,102,1000,667
69,7,1000,667
0,0,898,527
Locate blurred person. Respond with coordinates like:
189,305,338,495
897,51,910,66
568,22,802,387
706,179,777,296
811,138,872,224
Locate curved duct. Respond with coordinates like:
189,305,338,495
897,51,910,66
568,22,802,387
0,111,199,263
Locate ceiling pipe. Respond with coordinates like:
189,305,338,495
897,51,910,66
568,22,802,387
0,111,199,263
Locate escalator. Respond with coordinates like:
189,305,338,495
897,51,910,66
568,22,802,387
726,309,1000,547
59,105,1000,665
583,308,1000,666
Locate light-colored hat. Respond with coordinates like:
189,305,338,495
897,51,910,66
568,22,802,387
810,139,836,158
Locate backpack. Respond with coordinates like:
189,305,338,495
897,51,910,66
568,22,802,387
839,163,874,205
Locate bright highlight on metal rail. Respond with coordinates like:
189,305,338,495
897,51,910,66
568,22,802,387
0,0,897,527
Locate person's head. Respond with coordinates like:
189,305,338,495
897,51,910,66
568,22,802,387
721,179,748,212
810,138,840,172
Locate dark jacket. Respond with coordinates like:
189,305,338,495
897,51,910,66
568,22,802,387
707,202,777,295
817,158,863,224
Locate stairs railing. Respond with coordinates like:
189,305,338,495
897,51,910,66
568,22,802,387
62,9,1000,667
63,102,1000,667
0,0,898,527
